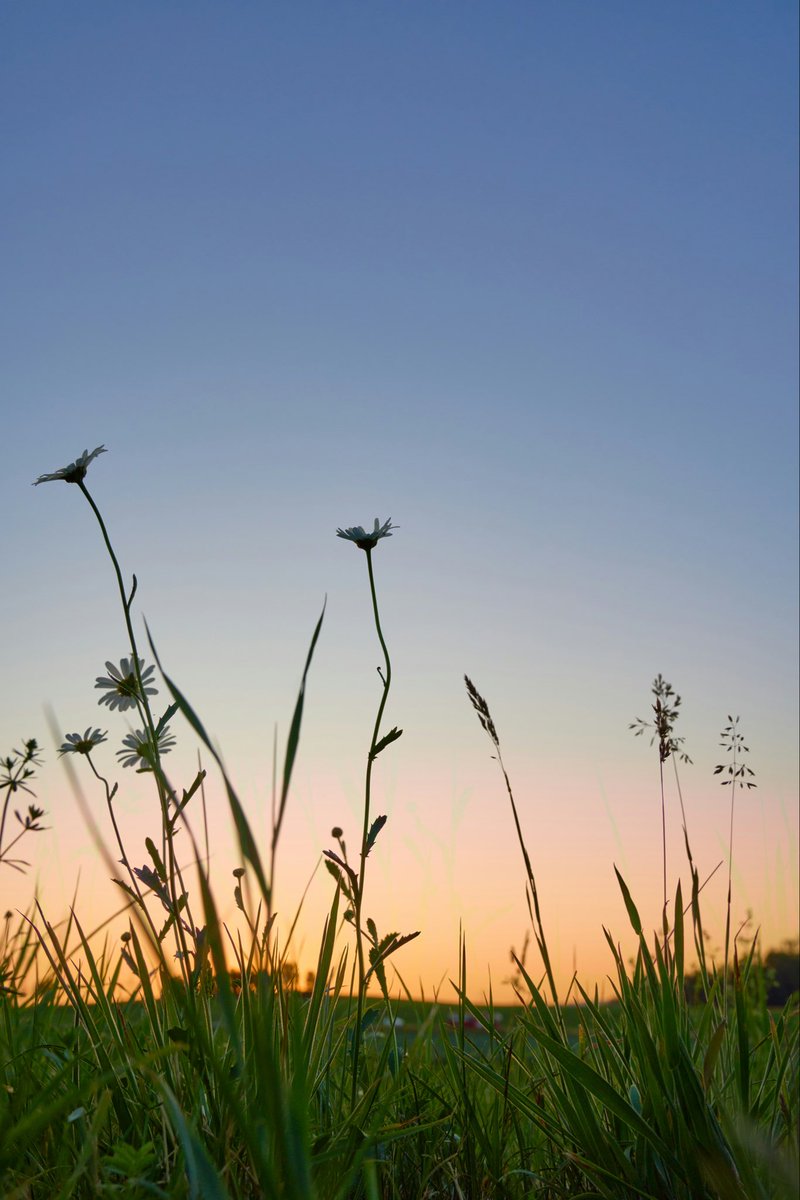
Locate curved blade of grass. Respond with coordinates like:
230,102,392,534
614,866,643,936
274,599,326,851
145,620,271,903
157,1081,229,1200
528,1023,682,1172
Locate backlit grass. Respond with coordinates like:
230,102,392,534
0,446,796,1198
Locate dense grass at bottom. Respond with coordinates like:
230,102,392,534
0,935,797,1200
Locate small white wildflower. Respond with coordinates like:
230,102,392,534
59,728,108,756
95,657,158,712
33,445,107,486
117,725,176,770
336,518,396,550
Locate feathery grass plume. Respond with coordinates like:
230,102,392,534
630,673,693,923
464,675,562,1020
715,715,757,1016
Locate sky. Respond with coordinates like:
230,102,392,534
1,1,797,1004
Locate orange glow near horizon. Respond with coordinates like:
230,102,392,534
6,753,797,1008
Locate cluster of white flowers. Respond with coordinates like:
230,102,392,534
60,655,172,769
60,651,170,771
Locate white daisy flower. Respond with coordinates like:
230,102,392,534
117,725,176,770
336,518,396,550
95,657,158,712
33,445,107,486
59,728,108,756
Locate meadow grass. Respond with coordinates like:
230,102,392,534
0,447,797,1198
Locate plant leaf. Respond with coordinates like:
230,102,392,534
614,866,642,936
145,837,167,883
366,815,387,856
369,727,402,761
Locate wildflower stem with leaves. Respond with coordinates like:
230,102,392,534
76,481,178,913
333,518,408,1102
34,447,195,980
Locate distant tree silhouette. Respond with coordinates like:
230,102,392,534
763,940,800,1005
684,940,798,1006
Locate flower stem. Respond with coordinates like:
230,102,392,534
77,481,189,980
351,546,392,1104
78,484,146,696
86,756,162,945
359,547,392,885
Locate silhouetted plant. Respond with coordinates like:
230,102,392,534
34,446,204,976
715,714,757,1012
0,738,46,873
630,674,693,920
328,518,418,1101
0,450,792,1198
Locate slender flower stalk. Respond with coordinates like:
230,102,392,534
359,546,392,891
80,749,163,946
34,448,191,978
76,483,155,732
33,454,156,751
74,477,189,954
355,545,391,1100
335,518,398,1102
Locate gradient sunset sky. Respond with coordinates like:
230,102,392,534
2,2,797,1003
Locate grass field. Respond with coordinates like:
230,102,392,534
1,450,797,1197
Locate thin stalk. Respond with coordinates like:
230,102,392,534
723,744,737,1018
77,481,190,984
351,545,392,1105
671,754,689,840
78,483,152,735
268,722,278,928
659,756,667,919
0,825,33,862
464,676,563,1022
358,547,392,890
86,757,130,882
0,791,13,865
